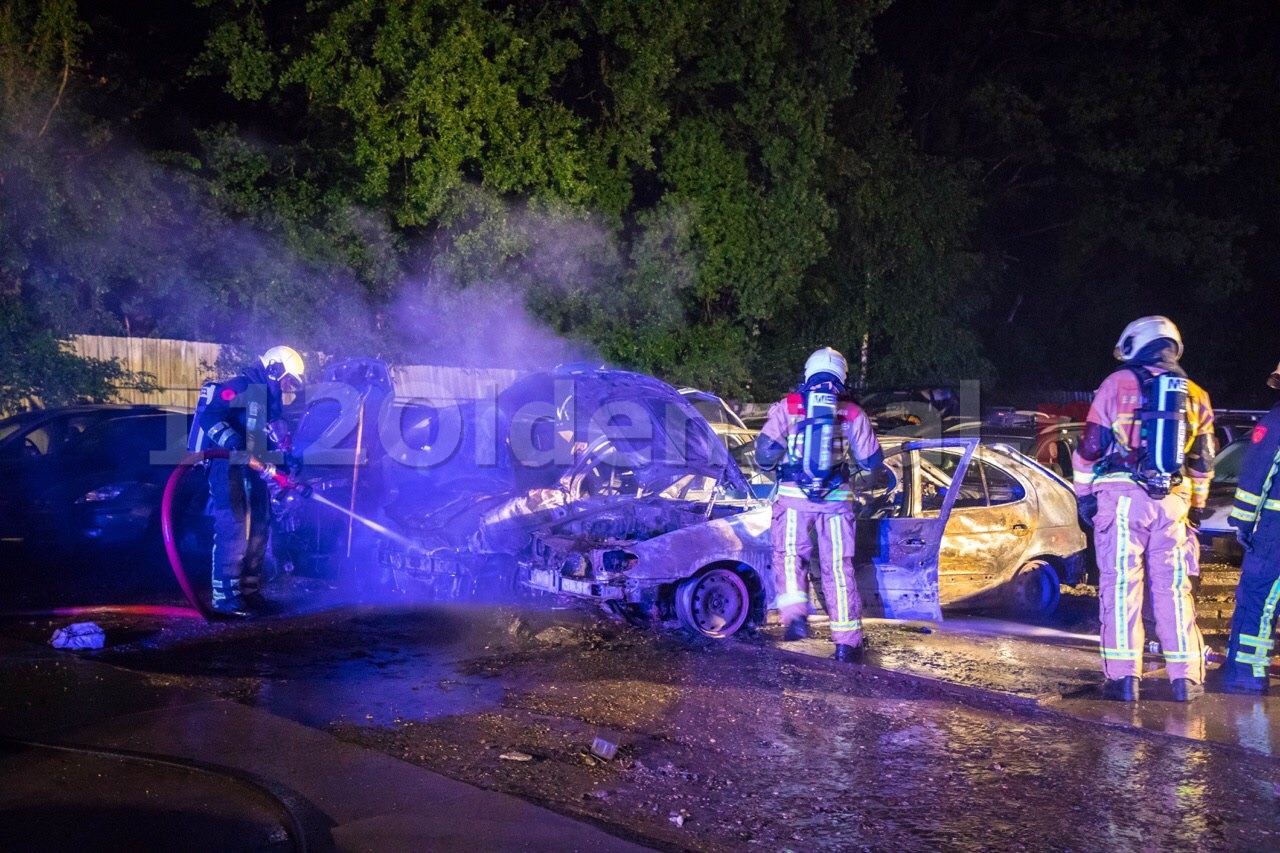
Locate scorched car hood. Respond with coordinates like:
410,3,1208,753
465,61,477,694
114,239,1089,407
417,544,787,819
492,365,750,496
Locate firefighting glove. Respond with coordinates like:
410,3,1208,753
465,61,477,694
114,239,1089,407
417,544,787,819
1186,507,1205,529
1230,521,1253,551
265,418,293,452
1076,494,1098,530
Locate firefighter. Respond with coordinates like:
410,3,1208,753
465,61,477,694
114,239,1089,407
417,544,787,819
1221,361,1280,695
754,347,886,663
1073,317,1215,701
190,346,305,616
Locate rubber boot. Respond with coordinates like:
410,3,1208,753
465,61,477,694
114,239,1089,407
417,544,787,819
783,618,810,641
1170,678,1204,702
832,643,864,664
1222,660,1269,695
1101,676,1140,701
243,591,276,614
210,595,252,618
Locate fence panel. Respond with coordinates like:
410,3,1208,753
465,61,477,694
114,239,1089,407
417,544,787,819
67,336,523,409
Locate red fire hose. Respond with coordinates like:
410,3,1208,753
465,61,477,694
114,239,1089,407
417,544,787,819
158,449,227,619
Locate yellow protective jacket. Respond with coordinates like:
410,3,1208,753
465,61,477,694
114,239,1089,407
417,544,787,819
1072,368,1215,509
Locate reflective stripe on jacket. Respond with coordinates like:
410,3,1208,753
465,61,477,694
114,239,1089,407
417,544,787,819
1072,368,1214,507
760,392,881,503
1229,403,1280,533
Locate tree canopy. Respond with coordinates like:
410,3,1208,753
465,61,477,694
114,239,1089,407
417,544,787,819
1,0,1275,405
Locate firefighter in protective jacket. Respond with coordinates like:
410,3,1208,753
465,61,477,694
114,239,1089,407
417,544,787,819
1222,361,1280,695
191,346,304,616
1072,317,1215,702
754,347,886,663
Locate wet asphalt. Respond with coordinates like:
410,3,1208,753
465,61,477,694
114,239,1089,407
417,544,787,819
0,566,1276,851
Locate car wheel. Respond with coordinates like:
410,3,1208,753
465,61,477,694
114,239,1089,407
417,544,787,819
675,566,750,639
1009,558,1061,618
471,555,518,602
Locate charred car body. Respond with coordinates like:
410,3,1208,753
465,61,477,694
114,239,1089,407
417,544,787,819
516,436,1086,635
376,366,761,617
370,367,1087,637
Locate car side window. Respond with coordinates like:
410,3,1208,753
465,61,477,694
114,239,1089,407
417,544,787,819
949,456,990,509
980,461,1026,505
21,425,54,456
918,450,958,514
950,458,1026,509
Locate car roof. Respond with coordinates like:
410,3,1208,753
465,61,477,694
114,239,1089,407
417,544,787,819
0,404,186,444
496,368,749,493
677,387,748,430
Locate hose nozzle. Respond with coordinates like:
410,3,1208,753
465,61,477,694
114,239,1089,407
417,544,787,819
246,457,312,498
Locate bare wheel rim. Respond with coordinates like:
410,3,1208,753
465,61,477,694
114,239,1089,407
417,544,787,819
676,568,750,638
1012,559,1060,616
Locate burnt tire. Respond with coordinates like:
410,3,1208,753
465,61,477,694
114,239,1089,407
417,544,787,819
1009,558,1061,619
675,566,751,639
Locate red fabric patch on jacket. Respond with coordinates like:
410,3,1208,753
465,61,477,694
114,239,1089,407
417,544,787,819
220,388,237,401
1252,424,1268,444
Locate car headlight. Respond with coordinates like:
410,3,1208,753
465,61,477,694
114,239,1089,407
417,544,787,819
80,483,130,503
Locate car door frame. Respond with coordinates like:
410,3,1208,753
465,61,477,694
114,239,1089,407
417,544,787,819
855,438,976,621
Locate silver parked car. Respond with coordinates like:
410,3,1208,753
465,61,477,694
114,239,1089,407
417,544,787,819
1194,437,1247,555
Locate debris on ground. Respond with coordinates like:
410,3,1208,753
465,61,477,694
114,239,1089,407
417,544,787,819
533,626,577,645
590,735,618,760
49,622,106,650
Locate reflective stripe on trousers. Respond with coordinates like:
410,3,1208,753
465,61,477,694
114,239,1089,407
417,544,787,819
770,500,863,645
1227,545,1280,678
1093,483,1205,682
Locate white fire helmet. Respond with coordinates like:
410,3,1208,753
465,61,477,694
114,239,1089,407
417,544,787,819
1113,316,1183,362
260,345,305,387
804,346,848,386
1268,362,1280,390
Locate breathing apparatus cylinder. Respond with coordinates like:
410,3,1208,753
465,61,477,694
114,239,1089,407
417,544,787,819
791,346,850,500
800,382,839,496
1131,368,1188,496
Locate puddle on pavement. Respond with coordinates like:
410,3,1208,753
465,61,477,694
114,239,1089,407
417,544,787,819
99,606,510,729
793,617,1280,759
688,680,1280,851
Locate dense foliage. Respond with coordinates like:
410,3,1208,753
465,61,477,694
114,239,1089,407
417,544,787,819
1,0,1275,404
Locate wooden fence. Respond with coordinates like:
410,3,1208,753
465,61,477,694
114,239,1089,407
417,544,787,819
68,335,523,410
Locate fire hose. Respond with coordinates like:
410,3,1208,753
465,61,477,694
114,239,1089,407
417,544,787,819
159,449,312,620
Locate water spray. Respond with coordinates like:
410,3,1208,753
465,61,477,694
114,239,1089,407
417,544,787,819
307,492,421,551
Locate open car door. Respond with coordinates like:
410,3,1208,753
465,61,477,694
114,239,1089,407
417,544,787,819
853,438,977,621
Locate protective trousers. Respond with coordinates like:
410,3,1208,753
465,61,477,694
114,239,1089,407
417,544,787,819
1094,482,1204,683
209,462,270,604
1226,543,1279,679
771,497,863,646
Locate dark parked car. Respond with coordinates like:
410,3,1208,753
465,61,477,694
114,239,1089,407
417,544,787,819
943,410,1084,480
0,406,205,557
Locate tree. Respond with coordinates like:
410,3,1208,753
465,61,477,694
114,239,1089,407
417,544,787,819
874,0,1263,399
0,295,157,413
193,0,901,395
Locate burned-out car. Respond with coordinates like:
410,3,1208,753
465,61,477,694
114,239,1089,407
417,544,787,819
373,365,1087,638
518,436,1086,636
376,366,758,610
